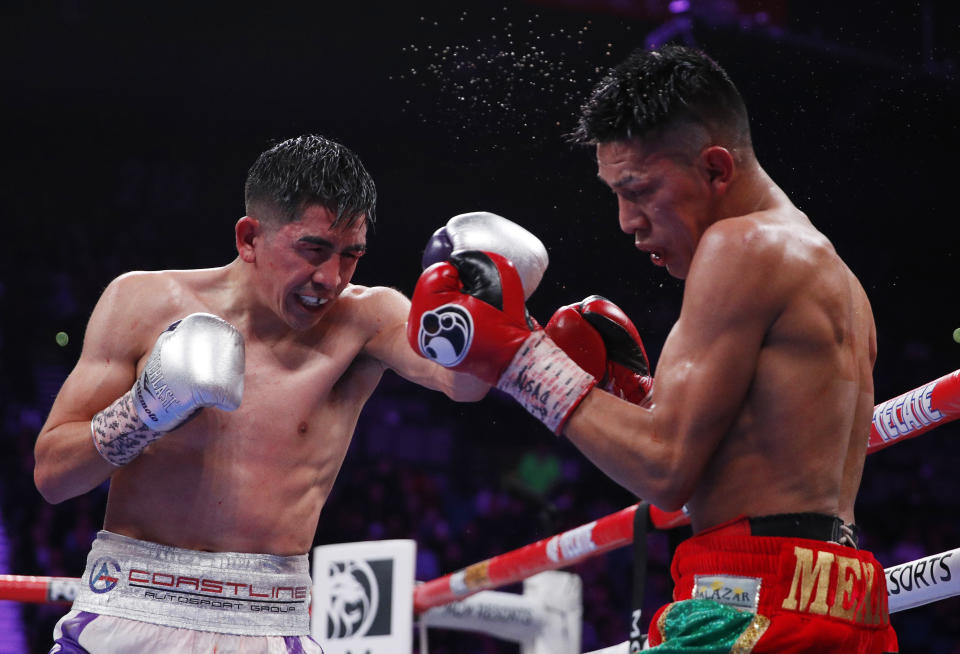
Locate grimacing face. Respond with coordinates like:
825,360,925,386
253,204,367,330
596,139,715,280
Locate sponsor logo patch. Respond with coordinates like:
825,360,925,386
693,575,761,613
89,557,121,594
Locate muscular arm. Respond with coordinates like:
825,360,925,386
363,286,489,401
564,220,787,509
34,274,151,503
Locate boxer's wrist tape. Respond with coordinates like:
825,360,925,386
496,331,597,434
91,389,165,466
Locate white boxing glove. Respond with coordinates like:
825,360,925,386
91,313,245,466
421,211,549,299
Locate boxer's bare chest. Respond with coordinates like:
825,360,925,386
104,294,385,551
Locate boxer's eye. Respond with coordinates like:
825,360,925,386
622,187,652,202
299,246,331,261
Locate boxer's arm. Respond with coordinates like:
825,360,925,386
363,286,489,401
564,221,785,509
34,274,152,503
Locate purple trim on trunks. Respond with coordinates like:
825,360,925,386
49,611,98,653
284,635,324,654
48,611,322,653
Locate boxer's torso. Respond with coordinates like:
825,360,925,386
684,208,876,533
102,267,390,555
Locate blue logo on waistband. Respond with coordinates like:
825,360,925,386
89,557,121,594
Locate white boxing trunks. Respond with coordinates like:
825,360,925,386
49,530,323,653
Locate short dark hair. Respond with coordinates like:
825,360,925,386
572,45,751,150
244,134,377,227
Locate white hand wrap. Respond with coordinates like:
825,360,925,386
495,331,597,434
91,390,164,466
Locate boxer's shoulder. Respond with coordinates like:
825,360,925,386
97,269,222,347
327,285,413,360
695,210,827,287
336,284,410,324
106,268,209,303
700,210,790,251
95,271,174,329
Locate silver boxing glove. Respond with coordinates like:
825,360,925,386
421,211,549,299
132,313,245,432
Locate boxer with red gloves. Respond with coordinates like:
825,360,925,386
564,44,894,652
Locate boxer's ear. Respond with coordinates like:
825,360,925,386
236,216,261,262
700,146,734,192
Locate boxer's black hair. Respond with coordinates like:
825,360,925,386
571,45,751,150
244,134,377,228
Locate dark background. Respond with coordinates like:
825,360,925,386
1,0,958,651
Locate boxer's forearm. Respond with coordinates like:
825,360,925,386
34,421,118,504
446,370,490,402
563,389,689,510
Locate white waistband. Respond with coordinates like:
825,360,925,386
72,530,311,636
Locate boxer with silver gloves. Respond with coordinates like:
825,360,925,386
91,313,245,466
34,135,489,653
412,44,897,653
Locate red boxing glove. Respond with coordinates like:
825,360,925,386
408,250,533,384
408,251,596,433
545,295,652,404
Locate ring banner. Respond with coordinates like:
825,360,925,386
311,539,415,654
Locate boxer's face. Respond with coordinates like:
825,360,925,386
255,204,367,330
597,137,714,280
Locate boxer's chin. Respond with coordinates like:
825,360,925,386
285,294,331,329
664,259,689,280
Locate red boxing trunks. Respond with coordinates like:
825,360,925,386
647,516,898,653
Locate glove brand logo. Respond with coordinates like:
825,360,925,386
89,557,121,594
418,304,474,367
326,558,394,639
135,373,160,424
144,357,180,410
